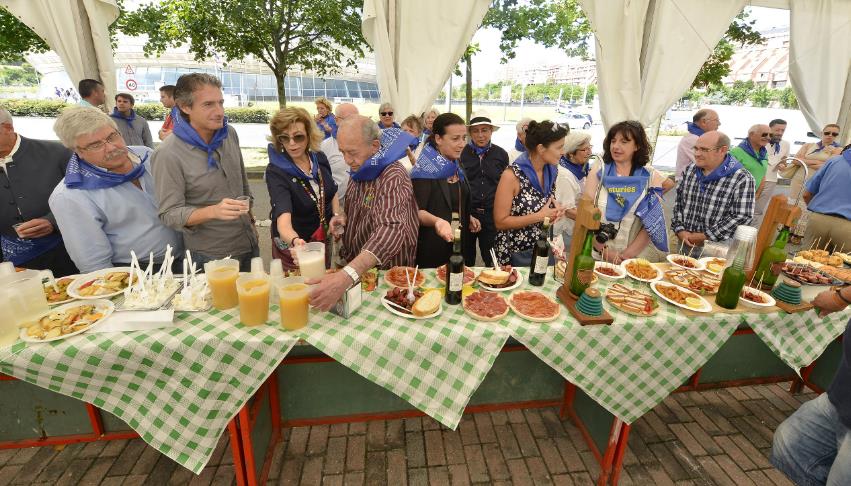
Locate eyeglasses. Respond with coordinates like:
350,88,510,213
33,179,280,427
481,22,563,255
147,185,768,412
693,146,723,154
380,111,393,116
277,133,307,145
79,131,122,152
760,133,770,137
824,131,839,136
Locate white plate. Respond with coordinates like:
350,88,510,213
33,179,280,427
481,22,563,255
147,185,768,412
381,297,442,320
699,257,726,276
594,262,625,280
508,291,561,323
650,281,711,313
19,299,115,343
739,286,777,308
478,269,524,292
666,254,705,271
621,259,662,283
44,275,81,306
68,267,137,300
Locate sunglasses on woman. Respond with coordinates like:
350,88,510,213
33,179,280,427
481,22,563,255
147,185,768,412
380,111,393,116
824,131,839,137
277,133,307,145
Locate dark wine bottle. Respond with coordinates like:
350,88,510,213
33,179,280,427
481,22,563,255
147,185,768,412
529,217,551,286
445,228,464,305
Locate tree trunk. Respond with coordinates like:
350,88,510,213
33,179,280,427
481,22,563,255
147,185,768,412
275,70,287,108
465,53,473,123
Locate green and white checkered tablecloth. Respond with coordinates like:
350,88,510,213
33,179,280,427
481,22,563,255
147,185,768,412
0,308,298,474
748,308,850,371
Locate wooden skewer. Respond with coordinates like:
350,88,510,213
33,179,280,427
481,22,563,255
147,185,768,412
756,273,764,291
678,239,684,256
810,237,820,250
838,243,846,254
824,238,832,252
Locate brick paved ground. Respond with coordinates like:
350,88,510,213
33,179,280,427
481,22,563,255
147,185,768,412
0,382,809,485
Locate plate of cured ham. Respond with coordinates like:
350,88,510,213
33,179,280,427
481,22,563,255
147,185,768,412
435,264,477,285
463,289,510,322
384,266,426,289
508,291,561,322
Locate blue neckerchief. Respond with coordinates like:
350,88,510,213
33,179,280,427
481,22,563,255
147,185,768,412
110,108,136,127
737,139,767,162
693,154,742,192
267,145,318,182
634,186,668,252
411,142,466,181
350,128,418,182
378,121,401,130
599,162,650,222
515,152,555,197
514,137,526,152
0,233,63,265
172,112,230,169
559,155,589,182
64,148,149,190
318,113,337,139
468,140,490,157
770,138,781,153
686,122,704,136
422,128,432,136
812,140,840,153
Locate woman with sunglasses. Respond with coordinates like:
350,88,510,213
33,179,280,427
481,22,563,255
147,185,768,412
410,113,480,268
265,107,341,270
377,102,400,129
582,121,674,264
782,123,843,243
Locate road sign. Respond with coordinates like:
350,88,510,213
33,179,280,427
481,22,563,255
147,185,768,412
124,64,135,75
500,85,511,103
125,79,138,91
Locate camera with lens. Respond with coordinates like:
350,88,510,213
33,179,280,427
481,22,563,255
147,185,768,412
595,222,618,245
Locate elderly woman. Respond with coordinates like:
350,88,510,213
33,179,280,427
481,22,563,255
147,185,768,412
782,123,843,243
554,131,593,244
508,117,533,163
410,113,480,268
314,97,336,140
493,120,567,266
377,102,399,129
265,107,341,270
421,107,440,137
583,121,673,264
400,115,423,139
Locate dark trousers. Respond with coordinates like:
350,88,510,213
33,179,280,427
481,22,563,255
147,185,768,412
463,209,497,267
191,245,260,273
16,244,79,277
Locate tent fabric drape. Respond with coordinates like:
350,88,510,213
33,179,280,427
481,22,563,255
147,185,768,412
1,0,119,109
788,0,851,145
578,0,745,130
362,0,490,119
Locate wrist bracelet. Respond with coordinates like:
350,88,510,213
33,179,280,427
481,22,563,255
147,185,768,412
836,289,851,306
290,236,298,246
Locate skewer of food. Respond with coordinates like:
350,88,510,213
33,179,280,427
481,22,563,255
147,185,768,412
605,283,659,316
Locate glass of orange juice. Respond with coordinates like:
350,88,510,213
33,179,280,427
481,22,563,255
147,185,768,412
205,259,240,310
277,276,310,331
236,275,271,326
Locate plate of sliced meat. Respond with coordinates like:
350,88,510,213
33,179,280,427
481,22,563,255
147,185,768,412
435,264,477,285
463,290,510,322
509,291,561,322
384,266,427,288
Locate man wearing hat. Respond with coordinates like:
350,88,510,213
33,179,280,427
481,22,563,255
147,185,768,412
459,113,509,266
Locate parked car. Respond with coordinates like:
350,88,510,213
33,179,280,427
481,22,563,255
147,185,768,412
556,113,592,130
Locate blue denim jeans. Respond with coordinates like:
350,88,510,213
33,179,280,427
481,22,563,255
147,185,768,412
771,393,851,486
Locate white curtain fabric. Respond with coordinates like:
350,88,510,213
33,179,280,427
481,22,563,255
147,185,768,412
1,0,119,109
579,0,745,129
362,0,490,119
788,0,851,145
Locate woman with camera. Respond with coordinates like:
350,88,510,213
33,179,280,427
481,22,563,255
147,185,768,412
582,121,673,264
492,120,567,266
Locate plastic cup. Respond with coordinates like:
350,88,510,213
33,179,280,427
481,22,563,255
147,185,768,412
205,259,240,310
277,277,309,330
235,196,250,213
236,274,270,326
12,222,27,240
293,242,326,279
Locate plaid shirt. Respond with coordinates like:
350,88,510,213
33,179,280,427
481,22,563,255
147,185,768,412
671,164,755,242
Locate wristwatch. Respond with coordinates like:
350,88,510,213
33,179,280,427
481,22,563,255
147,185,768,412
342,265,360,285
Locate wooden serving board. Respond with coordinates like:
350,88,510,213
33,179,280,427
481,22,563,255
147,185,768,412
556,287,613,325
774,300,814,314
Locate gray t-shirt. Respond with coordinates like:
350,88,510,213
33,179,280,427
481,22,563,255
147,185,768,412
151,125,256,258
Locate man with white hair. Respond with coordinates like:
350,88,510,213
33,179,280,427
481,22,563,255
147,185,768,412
48,107,181,273
320,102,359,204
508,117,533,163
0,108,77,276
377,102,399,129
675,108,720,183
730,123,770,197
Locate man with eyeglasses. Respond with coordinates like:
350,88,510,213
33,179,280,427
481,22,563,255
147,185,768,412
730,124,770,199
377,102,399,129
48,107,181,273
152,73,258,271
0,108,77,276
672,131,755,248
675,109,720,183
320,103,359,206
755,119,790,220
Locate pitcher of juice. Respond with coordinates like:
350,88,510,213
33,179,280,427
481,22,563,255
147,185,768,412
236,274,271,326
205,259,240,310
277,276,310,330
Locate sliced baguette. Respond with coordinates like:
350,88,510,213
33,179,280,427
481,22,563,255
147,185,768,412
411,289,441,317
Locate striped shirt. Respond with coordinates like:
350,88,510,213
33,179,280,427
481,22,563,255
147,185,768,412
671,164,755,242
341,162,418,268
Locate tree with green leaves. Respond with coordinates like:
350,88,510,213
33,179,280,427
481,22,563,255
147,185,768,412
0,7,50,63
119,0,368,107
692,12,764,88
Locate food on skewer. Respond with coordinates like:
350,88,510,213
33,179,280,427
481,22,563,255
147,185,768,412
605,283,658,316
624,259,659,281
664,269,721,295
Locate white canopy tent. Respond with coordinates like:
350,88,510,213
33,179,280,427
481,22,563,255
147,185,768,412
1,0,119,110
362,0,490,119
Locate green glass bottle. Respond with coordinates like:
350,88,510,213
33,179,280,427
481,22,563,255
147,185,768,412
569,230,596,297
529,217,551,286
752,227,790,289
715,248,748,309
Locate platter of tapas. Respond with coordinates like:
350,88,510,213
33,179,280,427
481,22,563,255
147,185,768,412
477,266,523,292
67,267,136,300
594,261,625,280
435,264,477,286
780,263,843,286
604,283,659,316
666,254,705,271
508,291,561,322
650,281,712,313
463,289,510,321
381,287,442,319
20,300,114,343
699,257,726,275
43,275,79,305
663,269,721,295
622,259,662,283
739,286,776,308
384,266,426,289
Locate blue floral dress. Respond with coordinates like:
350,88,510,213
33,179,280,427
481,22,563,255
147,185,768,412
493,165,553,265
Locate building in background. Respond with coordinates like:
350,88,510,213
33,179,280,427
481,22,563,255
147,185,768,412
723,27,789,87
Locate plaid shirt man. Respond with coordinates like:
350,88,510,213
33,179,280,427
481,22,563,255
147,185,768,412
672,163,756,242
